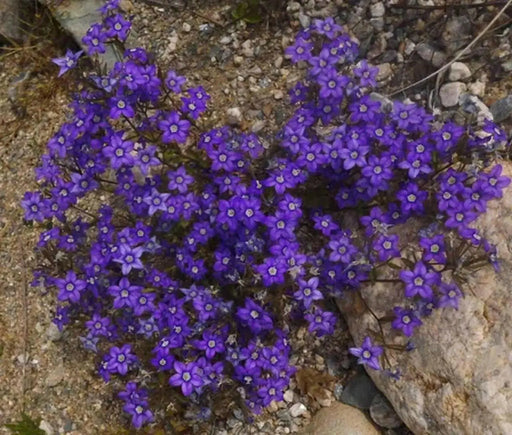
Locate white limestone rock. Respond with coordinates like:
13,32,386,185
439,82,466,107
448,62,471,81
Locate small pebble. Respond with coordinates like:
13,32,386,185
39,420,54,435
226,107,243,125
289,402,307,418
182,22,191,33
46,323,62,342
448,62,471,81
439,82,466,107
283,389,294,403
370,2,385,18
273,90,284,100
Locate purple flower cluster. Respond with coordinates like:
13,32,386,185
25,4,511,429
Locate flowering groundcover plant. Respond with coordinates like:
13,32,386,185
22,1,511,429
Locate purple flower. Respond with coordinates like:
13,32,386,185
353,60,379,88
55,270,86,303
362,154,393,188
317,69,349,100
349,336,383,370
169,361,203,396
193,329,226,359
419,234,446,264
255,257,287,286
257,378,287,406
123,402,154,429
108,277,142,309
82,23,107,55
293,276,323,308
313,17,342,39
237,298,274,334
106,344,138,375
399,261,439,300
438,282,462,310
328,233,357,264
165,70,186,93
114,244,145,275
339,139,369,170
391,307,422,337
396,182,428,215
102,132,134,169
373,234,400,262
167,166,194,193
105,13,131,41
304,308,336,337
285,37,313,63
158,111,190,144
52,49,83,77
21,191,46,222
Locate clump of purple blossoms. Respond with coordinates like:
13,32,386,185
23,3,511,430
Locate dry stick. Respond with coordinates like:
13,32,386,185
388,0,512,97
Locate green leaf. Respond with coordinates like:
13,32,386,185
5,413,45,435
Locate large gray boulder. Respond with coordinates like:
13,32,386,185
338,161,512,434
41,0,134,69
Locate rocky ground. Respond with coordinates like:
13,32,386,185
1,0,512,434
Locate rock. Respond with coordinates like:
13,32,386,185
415,43,447,68
340,372,380,410
369,393,402,429
182,22,191,33
41,0,136,69
45,364,65,387
0,0,20,42
369,17,384,32
273,90,284,100
337,162,512,434
448,62,471,81
490,95,512,123
226,107,243,126
39,420,55,435
439,82,466,107
220,36,231,45
501,60,512,72
287,1,301,13
289,402,307,417
333,383,344,401
460,94,493,124
46,323,62,342
241,40,254,57
370,92,393,112
233,55,244,66
304,402,380,435
468,80,486,98
442,16,472,53
283,389,294,403
376,63,392,82
370,2,385,18
299,13,311,28
251,120,266,133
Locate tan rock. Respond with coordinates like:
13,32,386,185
302,402,379,435
338,161,512,434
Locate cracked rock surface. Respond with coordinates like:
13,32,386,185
338,162,512,435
